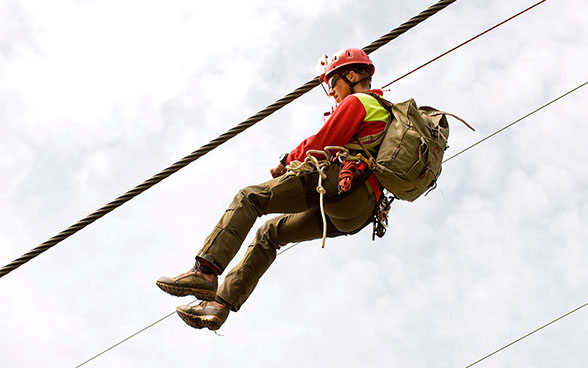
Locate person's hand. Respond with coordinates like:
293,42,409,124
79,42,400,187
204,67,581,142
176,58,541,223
270,163,287,178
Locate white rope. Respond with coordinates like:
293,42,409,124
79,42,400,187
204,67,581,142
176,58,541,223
286,146,350,248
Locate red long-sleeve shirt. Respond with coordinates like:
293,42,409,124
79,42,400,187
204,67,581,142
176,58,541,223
286,90,389,200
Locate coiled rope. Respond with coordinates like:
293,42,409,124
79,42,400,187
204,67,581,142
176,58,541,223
286,146,357,248
0,0,458,279
286,151,331,248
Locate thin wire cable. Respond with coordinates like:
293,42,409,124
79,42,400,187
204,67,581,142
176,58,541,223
75,311,175,368
381,0,547,89
443,80,588,164
76,241,304,367
74,299,199,368
465,300,588,367
0,0,458,280
277,241,301,256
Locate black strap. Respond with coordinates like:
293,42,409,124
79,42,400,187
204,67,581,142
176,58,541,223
341,74,372,94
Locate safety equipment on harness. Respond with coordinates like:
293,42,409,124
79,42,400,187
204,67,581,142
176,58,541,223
320,48,375,84
372,194,394,240
337,160,368,194
356,93,474,202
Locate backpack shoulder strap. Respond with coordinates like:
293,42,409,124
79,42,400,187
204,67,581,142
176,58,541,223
366,92,394,114
348,93,395,169
364,92,394,143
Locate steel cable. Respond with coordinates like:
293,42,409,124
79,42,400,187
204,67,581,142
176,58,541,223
443,80,588,164
75,242,300,367
0,0,458,279
362,0,456,55
465,300,588,367
380,0,547,89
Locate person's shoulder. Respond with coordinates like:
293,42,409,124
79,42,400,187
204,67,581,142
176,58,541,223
353,89,384,99
340,93,363,106
351,91,382,107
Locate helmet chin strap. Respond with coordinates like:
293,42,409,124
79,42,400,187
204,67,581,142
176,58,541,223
341,74,371,94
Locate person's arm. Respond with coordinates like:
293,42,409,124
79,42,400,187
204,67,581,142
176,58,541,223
269,95,366,178
270,153,289,178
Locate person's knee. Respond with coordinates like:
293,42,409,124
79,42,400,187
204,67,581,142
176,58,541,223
227,185,266,213
253,220,282,251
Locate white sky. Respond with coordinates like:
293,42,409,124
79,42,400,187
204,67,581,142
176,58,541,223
1,0,588,367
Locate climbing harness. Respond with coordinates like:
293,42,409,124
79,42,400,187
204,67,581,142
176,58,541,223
286,146,376,248
344,136,395,240
286,147,338,249
337,139,374,195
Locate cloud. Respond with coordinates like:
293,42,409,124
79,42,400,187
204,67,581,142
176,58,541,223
2,0,588,367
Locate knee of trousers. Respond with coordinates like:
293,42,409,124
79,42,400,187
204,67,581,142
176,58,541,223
215,220,284,311
227,184,268,216
249,219,283,266
235,217,285,281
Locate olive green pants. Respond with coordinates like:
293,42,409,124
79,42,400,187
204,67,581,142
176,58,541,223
197,164,377,311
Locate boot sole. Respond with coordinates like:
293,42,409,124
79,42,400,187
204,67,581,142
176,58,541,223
176,308,224,330
155,281,216,301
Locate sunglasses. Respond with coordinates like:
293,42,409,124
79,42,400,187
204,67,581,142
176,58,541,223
328,74,342,89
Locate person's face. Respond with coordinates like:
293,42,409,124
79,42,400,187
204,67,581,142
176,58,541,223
328,72,352,103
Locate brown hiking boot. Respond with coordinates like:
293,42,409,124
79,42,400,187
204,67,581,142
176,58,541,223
156,264,218,301
176,301,230,330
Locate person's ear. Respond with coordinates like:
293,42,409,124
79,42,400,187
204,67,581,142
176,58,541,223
347,70,356,82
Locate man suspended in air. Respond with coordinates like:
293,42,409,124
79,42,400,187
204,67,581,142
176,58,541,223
156,48,407,330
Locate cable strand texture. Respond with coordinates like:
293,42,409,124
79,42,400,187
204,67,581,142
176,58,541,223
1,0,457,279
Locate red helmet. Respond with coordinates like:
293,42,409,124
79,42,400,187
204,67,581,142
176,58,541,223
322,48,375,83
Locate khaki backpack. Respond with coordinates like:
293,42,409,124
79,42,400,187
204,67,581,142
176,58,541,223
360,94,471,202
